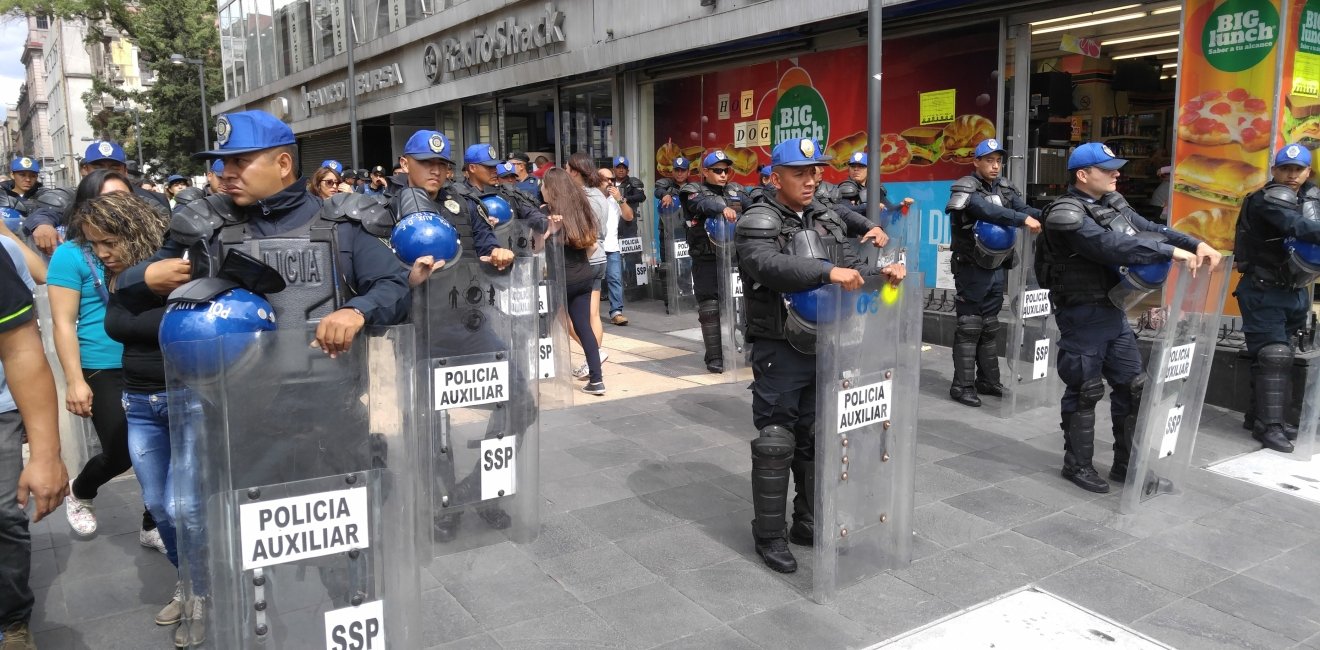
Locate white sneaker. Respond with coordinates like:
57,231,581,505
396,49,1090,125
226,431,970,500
64,493,97,537
140,527,167,554
600,351,609,364
572,362,590,379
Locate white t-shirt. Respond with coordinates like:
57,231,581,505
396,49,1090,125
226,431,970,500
583,187,610,265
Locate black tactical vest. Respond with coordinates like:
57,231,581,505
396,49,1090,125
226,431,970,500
949,176,1017,260
1036,195,1135,308
1234,182,1320,285
680,181,745,261
218,216,344,327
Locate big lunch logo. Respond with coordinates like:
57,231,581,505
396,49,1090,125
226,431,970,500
1202,0,1279,72
771,67,829,147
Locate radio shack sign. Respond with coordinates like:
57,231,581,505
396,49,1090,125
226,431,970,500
302,62,405,115
431,3,565,80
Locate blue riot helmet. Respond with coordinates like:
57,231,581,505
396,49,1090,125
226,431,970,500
480,194,514,231
388,187,462,268
704,216,736,248
0,207,20,233
971,220,1015,269
159,281,277,383
782,225,849,354
1284,237,1320,287
1108,259,1171,311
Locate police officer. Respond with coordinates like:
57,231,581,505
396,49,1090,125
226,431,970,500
2,156,42,205
945,139,1043,407
810,155,892,247
655,157,691,208
1037,143,1218,493
204,159,225,196
737,138,904,572
25,140,169,255
680,151,746,372
365,165,389,196
838,151,913,216
458,144,549,255
509,151,542,203
748,165,774,204
611,156,646,239
117,110,411,348
1233,144,1320,453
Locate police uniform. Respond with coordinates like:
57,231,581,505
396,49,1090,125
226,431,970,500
1037,143,1205,493
510,152,543,204
22,141,170,240
680,151,747,372
747,165,774,205
736,138,880,573
612,156,647,240
837,151,896,214
945,139,1042,407
1232,144,1320,453
455,144,548,257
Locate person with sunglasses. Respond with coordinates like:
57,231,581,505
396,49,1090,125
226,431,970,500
307,166,349,199
679,151,747,373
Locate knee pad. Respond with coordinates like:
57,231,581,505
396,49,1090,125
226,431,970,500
956,314,984,337
1257,342,1293,370
698,299,720,323
1077,377,1105,411
750,424,795,461
982,315,1001,336
1123,373,1146,407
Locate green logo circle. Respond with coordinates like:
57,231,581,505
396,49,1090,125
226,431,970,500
1301,0,1320,56
1202,0,1280,72
771,85,829,151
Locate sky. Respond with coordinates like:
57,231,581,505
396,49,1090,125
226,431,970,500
0,17,29,120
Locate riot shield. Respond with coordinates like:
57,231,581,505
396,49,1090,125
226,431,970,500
994,232,1062,418
163,326,421,649
413,258,541,555
715,242,747,381
1119,258,1232,515
1292,362,1319,461
618,231,649,302
813,273,921,604
659,202,695,315
32,286,100,476
533,233,573,410
854,204,921,272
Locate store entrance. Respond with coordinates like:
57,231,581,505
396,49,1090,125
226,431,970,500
500,88,557,167
558,81,615,166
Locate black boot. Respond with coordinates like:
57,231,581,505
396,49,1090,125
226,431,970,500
1253,423,1295,453
1251,343,1296,453
1061,408,1110,493
698,300,724,373
951,315,982,407
788,458,814,546
975,316,1006,396
1109,378,1144,482
434,512,462,542
750,426,797,573
1243,414,1299,441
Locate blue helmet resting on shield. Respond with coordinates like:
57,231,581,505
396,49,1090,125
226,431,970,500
972,220,1015,269
388,185,461,269
480,194,514,230
1284,237,1320,287
1108,259,1171,311
705,216,736,247
0,207,20,233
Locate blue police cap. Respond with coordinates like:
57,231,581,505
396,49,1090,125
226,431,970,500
1275,143,1313,168
321,160,343,174
210,159,224,174
846,152,868,166
613,156,629,169
402,130,453,163
496,162,517,178
974,138,1006,159
771,138,827,167
165,174,188,185
464,143,501,167
672,157,690,171
703,150,732,169
84,140,127,164
1067,142,1127,171
191,111,296,160
760,165,772,177
10,157,38,173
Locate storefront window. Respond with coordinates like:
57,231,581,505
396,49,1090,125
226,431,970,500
501,89,556,162
230,0,250,96
310,0,347,65
220,3,238,99
275,0,312,77
253,0,277,88
559,81,613,166
463,101,496,151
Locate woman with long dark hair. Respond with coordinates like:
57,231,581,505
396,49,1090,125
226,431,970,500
542,167,607,394
564,153,611,378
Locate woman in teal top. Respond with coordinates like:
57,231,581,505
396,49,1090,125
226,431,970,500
46,169,160,548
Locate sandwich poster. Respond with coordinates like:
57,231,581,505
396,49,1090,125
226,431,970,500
1169,0,1284,252
1276,0,1320,164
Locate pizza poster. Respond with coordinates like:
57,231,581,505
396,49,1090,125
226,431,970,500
1276,0,1320,168
1168,0,1284,254
651,25,1000,186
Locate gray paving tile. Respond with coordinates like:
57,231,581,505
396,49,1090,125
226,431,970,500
953,531,1081,581
1097,540,1236,596
29,584,70,634
921,420,1018,452
564,438,663,471
650,625,760,650
427,632,504,650
728,598,874,649
1194,505,1318,552
915,431,978,465
616,523,741,578
29,547,59,589
1191,574,1320,642
1236,492,1320,533
427,542,577,627
540,422,618,452
538,543,660,602
1064,495,1195,539
1135,598,1299,650
568,496,683,543
419,586,483,648
913,462,987,506
912,501,1003,549
600,459,703,496
1036,560,1181,624
489,603,630,649
1014,512,1138,558
934,449,1036,483
943,486,1056,528
995,472,1106,510
586,581,721,648
65,605,172,649
1244,540,1320,600
1149,522,1282,573
52,531,162,582
61,560,176,623
541,469,636,513
596,411,690,438
706,472,752,504
830,572,959,639
625,425,721,457
30,626,75,650
891,548,1025,608
639,481,750,522
666,558,800,622
667,444,751,481
518,511,611,561
539,448,600,482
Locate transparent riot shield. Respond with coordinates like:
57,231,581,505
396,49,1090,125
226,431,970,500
852,203,921,271
715,242,747,381
32,286,100,475
533,233,573,410
1293,362,1319,461
414,259,540,555
1120,258,1233,515
813,273,921,604
163,326,421,649
618,232,649,302
660,202,695,315
994,232,1062,418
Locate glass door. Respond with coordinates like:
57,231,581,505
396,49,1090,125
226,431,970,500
558,81,614,164
500,88,557,165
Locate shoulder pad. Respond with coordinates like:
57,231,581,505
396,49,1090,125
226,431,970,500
449,182,479,201
0,192,22,211
1263,184,1300,207
1302,183,1320,201
172,187,206,208
679,182,704,195
837,180,860,200
735,206,783,239
33,187,72,213
1043,197,1086,231
323,192,392,237
170,199,225,245
951,176,979,194
1099,191,1133,213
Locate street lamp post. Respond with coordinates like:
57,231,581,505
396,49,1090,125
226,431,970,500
170,54,209,150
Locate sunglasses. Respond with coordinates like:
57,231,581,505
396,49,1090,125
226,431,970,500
319,179,339,186
708,167,732,175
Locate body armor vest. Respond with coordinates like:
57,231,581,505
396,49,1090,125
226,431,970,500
742,204,850,342
1235,182,1320,287
1036,195,1138,308
218,215,344,328
681,182,744,260
837,180,866,206
949,176,1019,262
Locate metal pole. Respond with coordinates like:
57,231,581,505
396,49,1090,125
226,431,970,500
865,0,883,230
134,109,143,170
197,63,210,150
347,8,360,169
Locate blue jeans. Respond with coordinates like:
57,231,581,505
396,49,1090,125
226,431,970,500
170,392,208,597
123,391,178,567
605,251,625,317
0,411,32,626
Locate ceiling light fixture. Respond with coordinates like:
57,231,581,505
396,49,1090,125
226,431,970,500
1030,4,1141,26
1162,62,1178,68
1101,30,1181,45
1151,6,1182,14
1033,13,1148,34
1112,47,1179,60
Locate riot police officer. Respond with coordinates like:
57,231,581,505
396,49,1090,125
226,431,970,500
456,144,548,257
509,151,542,203
681,151,746,372
736,138,903,573
747,165,774,205
838,152,912,216
1037,143,1218,493
655,157,690,207
2,156,42,205
1233,144,1320,453
946,139,1043,407
811,155,893,246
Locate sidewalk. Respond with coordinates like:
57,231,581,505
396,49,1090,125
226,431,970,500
23,298,1320,649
